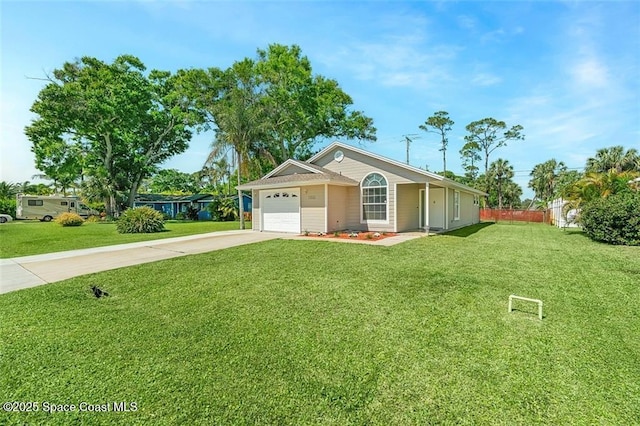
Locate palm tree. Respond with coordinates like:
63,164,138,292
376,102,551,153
203,59,274,229
503,181,523,209
529,159,566,204
488,159,514,210
586,146,640,173
0,181,18,199
561,170,640,222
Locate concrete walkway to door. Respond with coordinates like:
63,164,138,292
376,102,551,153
0,230,286,295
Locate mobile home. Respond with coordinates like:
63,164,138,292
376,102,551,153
16,194,98,221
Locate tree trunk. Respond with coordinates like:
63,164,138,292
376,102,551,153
443,147,447,175
127,173,144,208
237,150,245,230
104,192,117,218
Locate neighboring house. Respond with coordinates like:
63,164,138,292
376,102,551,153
237,141,486,233
134,193,252,220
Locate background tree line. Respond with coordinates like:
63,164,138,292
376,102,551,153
23,45,376,223
417,111,638,222
418,111,525,209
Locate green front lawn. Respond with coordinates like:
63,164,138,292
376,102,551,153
0,220,250,258
1,223,638,424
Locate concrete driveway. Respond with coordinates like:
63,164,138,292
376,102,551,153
0,230,285,295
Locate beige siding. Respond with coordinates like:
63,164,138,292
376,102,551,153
344,186,360,229
252,189,260,231
447,189,479,230
315,148,426,183
316,149,415,232
327,186,347,232
396,183,420,231
458,191,475,226
274,164,314,176
300,185,325,232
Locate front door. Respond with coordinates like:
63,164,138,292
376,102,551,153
428,188,445,229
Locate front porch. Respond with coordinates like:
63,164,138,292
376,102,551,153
396,182,449,233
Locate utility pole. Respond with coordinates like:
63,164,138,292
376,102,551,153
402,134,420,165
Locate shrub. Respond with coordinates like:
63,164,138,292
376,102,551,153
580,191,640,246
0,198,16,218
185,205,199,221
116,206,165,234
206,197,238,221
55,212,84,227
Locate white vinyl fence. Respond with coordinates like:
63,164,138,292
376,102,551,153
548,198,580,228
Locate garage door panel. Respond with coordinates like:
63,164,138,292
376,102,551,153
261,189,300,233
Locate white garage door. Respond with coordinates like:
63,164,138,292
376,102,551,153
261,188,300,233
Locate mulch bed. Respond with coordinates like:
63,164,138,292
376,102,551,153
301,231,397,241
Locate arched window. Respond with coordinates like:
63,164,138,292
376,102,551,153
362,172,387,221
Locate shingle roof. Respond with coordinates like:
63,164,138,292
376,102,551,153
237,163,358,190
135,193,213,202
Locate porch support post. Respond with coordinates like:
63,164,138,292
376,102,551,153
424,182,430,232
393,183,397,233
445,187,449,230
324,184,329,233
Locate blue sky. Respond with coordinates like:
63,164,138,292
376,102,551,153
1,1,639,199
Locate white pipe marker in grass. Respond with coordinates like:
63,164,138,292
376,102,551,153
508,295,543,320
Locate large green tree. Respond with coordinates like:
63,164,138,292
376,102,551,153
25,55,203,216
419,111,454,175
462,118,524,176
256,44,376,162
191,44,378,228
145,169,200,194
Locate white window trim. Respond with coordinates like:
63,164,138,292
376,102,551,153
454,190,461,220
360,171,389,224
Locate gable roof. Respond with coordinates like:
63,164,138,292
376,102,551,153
308,141,487,195
237,158,358,190
263,159,325,178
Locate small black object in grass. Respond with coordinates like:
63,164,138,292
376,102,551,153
91,286,109,298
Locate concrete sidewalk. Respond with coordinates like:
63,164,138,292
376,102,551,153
0,230,285,294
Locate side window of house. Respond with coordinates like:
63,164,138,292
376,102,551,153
362,172,388,221
454,191,460,220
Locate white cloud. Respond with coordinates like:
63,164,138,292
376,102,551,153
457,15,476,30
471,73,502,87
570,58,609,88
319,37,460,90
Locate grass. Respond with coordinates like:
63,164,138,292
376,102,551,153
0,220,250,258
1,223,638,424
